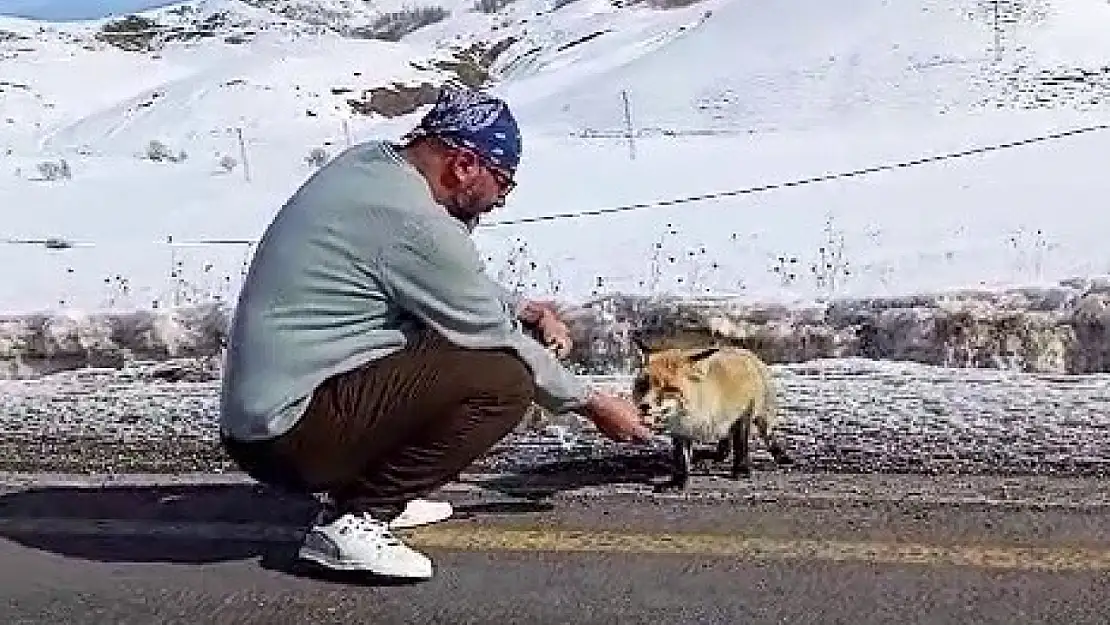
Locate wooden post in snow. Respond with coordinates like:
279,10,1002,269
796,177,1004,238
236,127,251,182
621,90,635,160
167,234,180,308
992,0,1002,62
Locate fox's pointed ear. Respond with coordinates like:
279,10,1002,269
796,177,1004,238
688,347,719,363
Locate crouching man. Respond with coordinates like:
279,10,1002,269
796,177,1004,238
218,85,651,581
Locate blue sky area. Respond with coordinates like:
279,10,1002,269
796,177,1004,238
0,0,182,21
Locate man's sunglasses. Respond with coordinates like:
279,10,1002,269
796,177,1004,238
441,137,517,197
487,165,517,198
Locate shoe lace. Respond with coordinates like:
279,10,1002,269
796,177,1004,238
336,512,403,547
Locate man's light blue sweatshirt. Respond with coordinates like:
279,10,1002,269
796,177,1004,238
219,140,589,442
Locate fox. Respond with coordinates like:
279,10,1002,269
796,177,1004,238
630,340,792,492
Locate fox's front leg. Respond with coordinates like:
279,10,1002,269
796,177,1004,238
710,437,731,463
655,434,693,492
730,417,752,479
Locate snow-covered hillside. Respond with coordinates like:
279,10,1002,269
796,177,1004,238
3,0,1110,315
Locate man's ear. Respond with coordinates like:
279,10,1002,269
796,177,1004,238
452,148,484,176
442,148,477,184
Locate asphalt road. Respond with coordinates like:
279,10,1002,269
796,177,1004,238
3,358,1110,622
3,473,1110,624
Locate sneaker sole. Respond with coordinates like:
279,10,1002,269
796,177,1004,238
297,547,434,580
388,503,454,530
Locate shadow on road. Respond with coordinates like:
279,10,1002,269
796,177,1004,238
0,447,700,585
0,482,315,564
471,448,723,498
0,480,551,585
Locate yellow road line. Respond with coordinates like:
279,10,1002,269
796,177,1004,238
3,517,1110,572
404,526,1110,572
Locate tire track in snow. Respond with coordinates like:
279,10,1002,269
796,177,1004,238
37,48,272,153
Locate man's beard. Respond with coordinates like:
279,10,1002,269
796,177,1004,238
444,184,497,229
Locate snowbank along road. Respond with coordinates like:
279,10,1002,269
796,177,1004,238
2,358,1110,478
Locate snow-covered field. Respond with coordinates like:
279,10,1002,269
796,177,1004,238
6,0,1110,484
3,0,1110,316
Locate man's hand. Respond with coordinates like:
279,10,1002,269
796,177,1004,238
581,392,653,443
519,300,573,359
536,309,572,359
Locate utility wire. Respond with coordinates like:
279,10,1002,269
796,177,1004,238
8,121,1109,247
478,122,1110,228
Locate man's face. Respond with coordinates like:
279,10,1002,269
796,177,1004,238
441,146,516,221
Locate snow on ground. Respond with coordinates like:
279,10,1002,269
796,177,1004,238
3,358,1110,476
2,0,1110,477
503,0,993,134
2,0,1110,316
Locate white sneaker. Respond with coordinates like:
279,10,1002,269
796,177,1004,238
297,512,434,579
388,498,454,530
308,497,453,530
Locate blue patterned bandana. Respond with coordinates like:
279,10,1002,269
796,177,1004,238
403,85,523,175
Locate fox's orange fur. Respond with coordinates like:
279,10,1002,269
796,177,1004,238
631,343,792,491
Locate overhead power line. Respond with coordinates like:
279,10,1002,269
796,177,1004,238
7,121,1109,248
478,121,1110,228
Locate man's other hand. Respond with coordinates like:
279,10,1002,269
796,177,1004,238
582,392,653,443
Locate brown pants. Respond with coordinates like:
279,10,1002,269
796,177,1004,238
222,329,535,517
